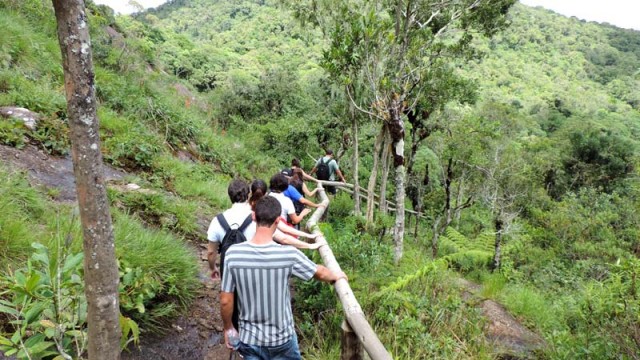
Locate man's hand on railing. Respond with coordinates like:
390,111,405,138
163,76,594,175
332,270,348,284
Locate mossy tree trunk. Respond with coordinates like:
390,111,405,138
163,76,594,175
351,98,361,216
379,131,391,214
365,124,385,224
388,96,405,264
52,1,121,358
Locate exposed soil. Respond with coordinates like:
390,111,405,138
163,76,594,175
0,144,126,202
457,278,546,359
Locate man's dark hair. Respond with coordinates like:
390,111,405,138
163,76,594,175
254,196,281,227
228,179,249,203
291,158,301,168
270,173,289,192
325,149,334,156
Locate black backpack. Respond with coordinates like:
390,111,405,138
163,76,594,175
316,158,331,180
217,213,253,276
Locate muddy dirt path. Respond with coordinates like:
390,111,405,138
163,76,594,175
122,245,232,360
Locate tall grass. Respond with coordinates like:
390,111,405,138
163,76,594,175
0,168,49,266
113,210,198,328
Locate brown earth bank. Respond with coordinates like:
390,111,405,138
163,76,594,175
0,143,126,202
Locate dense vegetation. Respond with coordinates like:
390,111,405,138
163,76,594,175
0,0,638,358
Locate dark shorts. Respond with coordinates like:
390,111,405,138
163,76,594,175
238,334,301,360
326,185,336,195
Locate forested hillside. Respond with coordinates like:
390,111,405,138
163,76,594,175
0,0,638,359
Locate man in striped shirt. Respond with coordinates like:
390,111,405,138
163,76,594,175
221,196,347,359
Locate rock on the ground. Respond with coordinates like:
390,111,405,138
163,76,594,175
0,106,39,130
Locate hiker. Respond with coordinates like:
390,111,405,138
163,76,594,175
289,168,320,217
249,179,324,249
310,149,346,195
206,179,254,281
221,196,347,358
269,173,311,226
281,158,315,181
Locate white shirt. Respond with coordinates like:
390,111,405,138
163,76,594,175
207,202,256,243
268,192,296,220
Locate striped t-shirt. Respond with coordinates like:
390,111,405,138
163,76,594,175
221,241,318,346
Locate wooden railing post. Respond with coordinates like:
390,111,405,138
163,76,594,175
341,320,364,360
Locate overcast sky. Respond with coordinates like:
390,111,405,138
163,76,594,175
94,0,639,30
520,0,639,30
93,0,167,14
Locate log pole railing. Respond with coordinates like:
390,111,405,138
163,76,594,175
306,184,393,360
315,179,426,218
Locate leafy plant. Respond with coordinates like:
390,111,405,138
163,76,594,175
0,235,142,360
0,239,87,360
0,119,27,148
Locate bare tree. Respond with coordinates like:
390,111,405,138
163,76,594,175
477,144,525,271
52,1,121,358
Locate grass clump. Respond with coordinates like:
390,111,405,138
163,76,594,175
0,168,48,266
113,211,198,330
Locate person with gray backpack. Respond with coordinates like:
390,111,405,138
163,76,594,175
310,149,346,195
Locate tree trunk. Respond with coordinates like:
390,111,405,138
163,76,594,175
379,131,391,214
492,218,504,272
431,217,441,259
388,97,405,264
351,101,361,216
52,1,122,359
444,158,454,225
365,124,384,224
454,173,465,225
431,159,455,259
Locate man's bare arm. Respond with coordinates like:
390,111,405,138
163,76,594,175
300,197,324,208
220,291,236,349
313,265,348,284
274,232,325,250
276,223,319,239
207,242,220,279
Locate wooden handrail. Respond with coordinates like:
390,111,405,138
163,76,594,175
306,185,393,360
315,180,426,218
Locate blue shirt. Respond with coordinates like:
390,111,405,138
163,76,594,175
283,185,302,202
